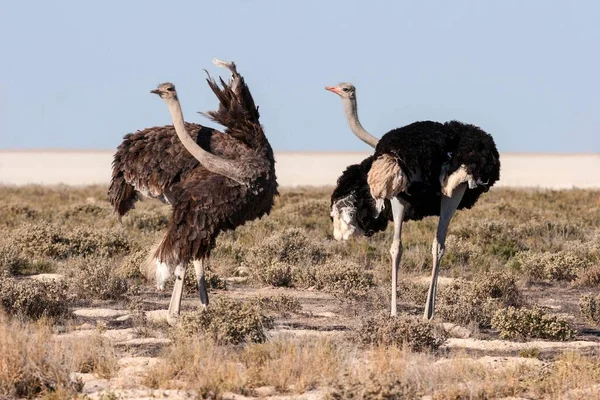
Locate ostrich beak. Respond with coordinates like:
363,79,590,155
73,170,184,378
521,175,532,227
150,89,161,95
325,86,341,94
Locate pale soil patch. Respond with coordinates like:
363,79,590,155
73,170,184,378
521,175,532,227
443,337,600,353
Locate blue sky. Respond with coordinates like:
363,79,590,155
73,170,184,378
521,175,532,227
1,0,598,152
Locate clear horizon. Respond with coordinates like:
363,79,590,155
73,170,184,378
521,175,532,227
1,1,599,153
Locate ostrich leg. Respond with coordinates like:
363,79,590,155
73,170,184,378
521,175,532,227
193,258,209,307
167,264,186,325
424,183,467,320
390,198,407,317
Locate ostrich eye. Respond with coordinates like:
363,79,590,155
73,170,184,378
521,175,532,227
167,87,175,92
342,87,349,92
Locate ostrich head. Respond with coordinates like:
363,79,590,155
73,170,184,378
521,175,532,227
331,194,362,240
151,82,178,99
325,83,356,100
330,158,391,241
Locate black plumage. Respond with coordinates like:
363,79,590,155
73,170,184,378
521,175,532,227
331,120,500,230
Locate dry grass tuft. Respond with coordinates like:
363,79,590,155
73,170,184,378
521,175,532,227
142,336,246,396
117,248,147,280
0,312,75,398
0,311,117,398
178,298,274,345
491,306,576,340
241,337,342,392
246,229,374,296
355,313,447,351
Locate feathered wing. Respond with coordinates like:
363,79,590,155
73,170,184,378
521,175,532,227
201,70,266,151
440,121,501,207
154,168,247,266
108,123,252,219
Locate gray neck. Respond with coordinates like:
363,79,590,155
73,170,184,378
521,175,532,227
342,96,378,148
164,96,248,185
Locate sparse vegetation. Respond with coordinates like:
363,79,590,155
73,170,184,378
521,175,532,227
0,311,116,398
0,185,599,398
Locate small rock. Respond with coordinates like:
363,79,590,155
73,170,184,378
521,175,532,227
76,322,95,330
226,276,248,284
253,386,277,396
102,328,137,342
115,314,132,322
28,273,64,281
81,378,111,394
145,309,168,323
442,322,472,339
74,308,130,319
315,312,337,318
87,389,197,399
115,337,171,347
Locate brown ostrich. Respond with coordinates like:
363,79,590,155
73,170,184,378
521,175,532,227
109,60,277,323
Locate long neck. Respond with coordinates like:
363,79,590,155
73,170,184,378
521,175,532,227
164,96,248,184
342,97,378,148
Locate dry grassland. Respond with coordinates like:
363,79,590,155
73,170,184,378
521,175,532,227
1,185,600,399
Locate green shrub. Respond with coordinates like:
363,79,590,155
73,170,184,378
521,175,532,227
66,258,129,301
574,265,600,287
117,249,147,280
308,256,374,298
510,250,591,281
178,298,274,345
355,313,447,351
436,271,522,328
9,222,130,260
579,294,600,326
491,306,575,341
0,243,32,275
246,229,328,287
60,203,110,220
0,271,70,319
254,294,302,315
455,221,525,260
124,209,169,232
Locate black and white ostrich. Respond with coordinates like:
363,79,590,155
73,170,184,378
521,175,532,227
109,60,277,323
326,82,500,319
